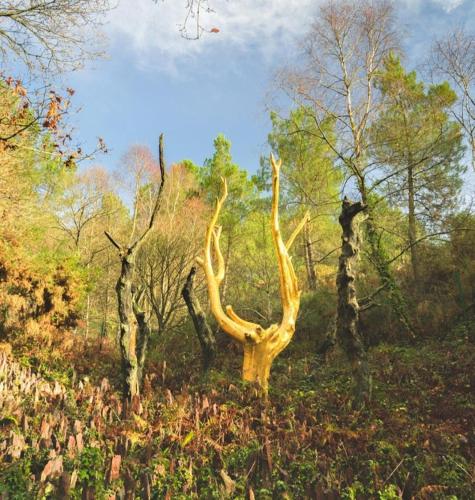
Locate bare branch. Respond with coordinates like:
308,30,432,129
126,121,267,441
0,0,113,76
104,230,122,253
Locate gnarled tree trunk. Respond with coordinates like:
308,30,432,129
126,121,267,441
115,254,140,400
197,154,308,394
337,197,369,408
132,288,152,388
182,266,216,370
106,134,166,402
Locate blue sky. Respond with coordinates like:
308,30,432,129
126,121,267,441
64,0,475,178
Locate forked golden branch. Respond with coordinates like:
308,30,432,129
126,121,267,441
197,154,309,392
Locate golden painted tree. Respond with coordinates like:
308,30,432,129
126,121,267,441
197,154,308,393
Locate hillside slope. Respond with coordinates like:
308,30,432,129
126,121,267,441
0,334,474,499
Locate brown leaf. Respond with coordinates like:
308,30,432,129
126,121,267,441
413,485,448,499
8,433,25,459
108,454,122,483
76,432,83,452
70,469,78,490
67,435,76,457
220,469,235,496
40,456,63,482
40,418,50,439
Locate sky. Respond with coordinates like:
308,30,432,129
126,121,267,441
63,0,475,179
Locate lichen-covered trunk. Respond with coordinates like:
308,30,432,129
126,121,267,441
116,255,140,401
182,267,216,370
133,298,151,388
337,198,369,408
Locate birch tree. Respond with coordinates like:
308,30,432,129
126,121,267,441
0,0,111,75
431,27,475,171
279,0,414,335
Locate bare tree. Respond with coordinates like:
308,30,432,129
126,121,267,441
55,167,112,251
105,135,165,403
0,0,112,75
54,166,124,337
135,163,206,334
336,197,368,408
182,266,216,370
431,27,475,171
279,0,415,336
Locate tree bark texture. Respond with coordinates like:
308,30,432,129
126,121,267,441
182,266,216,370
337,197,370,408
132,289,151,388
303,221,317,291
407,163,420,282
116,254,140,401
106,134,166,402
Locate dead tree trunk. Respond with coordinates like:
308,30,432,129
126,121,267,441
115,254,140,400
336,197,369,409
132,288,152,387
105,134,166,402
303,220,317,291
316,315,337,361
182,266,216,370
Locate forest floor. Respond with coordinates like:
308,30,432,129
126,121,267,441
0,326,474,499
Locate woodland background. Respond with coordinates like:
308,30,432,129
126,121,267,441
0,0,474,498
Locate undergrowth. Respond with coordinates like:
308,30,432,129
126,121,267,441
0,332,474,499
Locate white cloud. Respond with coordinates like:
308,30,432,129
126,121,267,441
107,0,316,72
431,0,465,12
106,0,467,72
402,0,466,12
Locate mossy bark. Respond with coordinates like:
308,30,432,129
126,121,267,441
336,197,369,408
407,163,420,282
182,266,216,370
116,254,140,401
132,290,151,388
364,205,415,338
358,177,415,338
